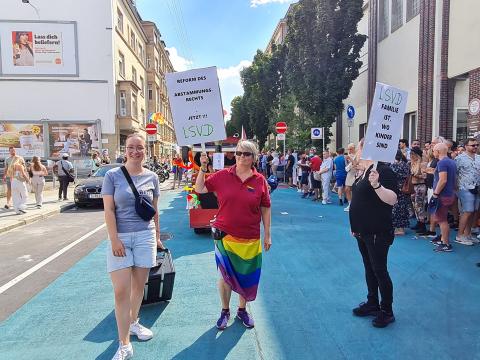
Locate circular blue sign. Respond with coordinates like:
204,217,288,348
313,128,321,136
347,105,355,119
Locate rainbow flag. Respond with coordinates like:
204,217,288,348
148,112,165,124
214,234,262,301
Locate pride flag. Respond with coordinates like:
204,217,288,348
148,112,165,124
214,234,262,301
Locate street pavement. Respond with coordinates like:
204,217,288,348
0,186,479,359
0,182,76,234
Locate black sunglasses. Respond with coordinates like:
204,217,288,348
467,144,478,147
235,151,253,157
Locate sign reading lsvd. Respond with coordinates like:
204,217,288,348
361,83,408,163
165,67,226,146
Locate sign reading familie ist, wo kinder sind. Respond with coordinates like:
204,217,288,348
165,66,226,146
361,82,408,163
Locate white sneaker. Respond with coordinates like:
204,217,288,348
467,235,480,244
129,318,153,340
454,236,474,246
112,342,133,360
322,200,327,205
344,205,350,212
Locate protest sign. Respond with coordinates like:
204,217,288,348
361,82,408,163
212,152,224,170
165,67,226,146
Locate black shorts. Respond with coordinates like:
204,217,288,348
301,173,309,185
286,168,293,177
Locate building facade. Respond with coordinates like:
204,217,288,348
266,0,480,151
0,0,176,162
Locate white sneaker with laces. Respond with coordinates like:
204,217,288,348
454,235,474,246
344,205,350,212
129,318,153,340
112,342,133,360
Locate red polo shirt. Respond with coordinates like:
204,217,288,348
205,165,271,238
310,156,322,171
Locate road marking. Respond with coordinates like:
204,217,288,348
0,223,106,295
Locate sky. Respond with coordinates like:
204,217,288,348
136,0,296,119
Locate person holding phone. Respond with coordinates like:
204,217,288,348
195,140,271,330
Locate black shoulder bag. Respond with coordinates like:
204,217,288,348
120,166,156,221
60,161,75,183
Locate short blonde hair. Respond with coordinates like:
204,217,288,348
236,140,259,162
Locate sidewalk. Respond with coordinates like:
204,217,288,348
0,182,75,234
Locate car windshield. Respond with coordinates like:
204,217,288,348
92,166,118,177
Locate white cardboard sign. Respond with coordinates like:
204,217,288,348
361,82,408,163
212,152,224,170
165,67,226,146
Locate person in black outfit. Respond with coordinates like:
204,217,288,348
349,161,398,328
224,152,236,167
266,150,274,177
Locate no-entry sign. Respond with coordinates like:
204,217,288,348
275,122,287,134
146,123,157,135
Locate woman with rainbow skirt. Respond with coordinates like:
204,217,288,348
195,139,272,330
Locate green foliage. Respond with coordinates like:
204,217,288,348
229,95,249,136
285,0,366,135
225,120,238,137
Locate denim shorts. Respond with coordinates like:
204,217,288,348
106,229,156,273
458,189,480,213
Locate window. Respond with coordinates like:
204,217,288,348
155,57,159,74
132,67,137,84
130,31,136,50
455,109,468,144
119,91,127,116
117,9,123,33
139,76,144,96
119,52,125,78
407,0,420,22
132,93,138,119
378,0,389,41
156,86,160,112
391,0,403,33
148,84,153,101
141,108,146,126
402,112,417,144
147,55,151,69
138,44,144,62
359,123,367,140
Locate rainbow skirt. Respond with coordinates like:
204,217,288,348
214,234,262,301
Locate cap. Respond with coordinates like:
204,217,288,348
61,153,69,159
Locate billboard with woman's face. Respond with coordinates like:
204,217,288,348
0,21,78,76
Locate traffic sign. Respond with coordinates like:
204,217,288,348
347,118,354,128
146,123,157,135
275,122,287,134
347,105,355,119
311,127,323,139
277,133,285,140
147,135,156,142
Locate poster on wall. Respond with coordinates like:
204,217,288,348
165,66,226,146
48,123,99,159
0,20,78,76
0,122,44,158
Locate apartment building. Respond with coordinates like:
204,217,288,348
0,0,176,161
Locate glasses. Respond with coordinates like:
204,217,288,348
126,146,145,152
235,151,253,157
467,144,478,147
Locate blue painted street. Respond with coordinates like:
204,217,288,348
1,187,480,360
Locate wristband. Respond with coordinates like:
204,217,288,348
373,184,381,190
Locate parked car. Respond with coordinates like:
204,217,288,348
74,164,121,207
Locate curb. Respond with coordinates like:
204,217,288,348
0,203,77,235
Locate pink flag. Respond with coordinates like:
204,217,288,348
241,125,247,140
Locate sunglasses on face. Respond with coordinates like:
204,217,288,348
467,144,478,147
235,151,253,157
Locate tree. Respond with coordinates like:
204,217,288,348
229,95,249,136
241,48,285,148
285,0,366,139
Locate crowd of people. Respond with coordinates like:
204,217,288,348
256,135,480,253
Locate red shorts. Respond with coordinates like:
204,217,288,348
433,195,455,223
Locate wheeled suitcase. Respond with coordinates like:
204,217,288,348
142,248,175,305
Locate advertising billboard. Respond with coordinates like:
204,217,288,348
48,123,99,159
0,20,78,76
0,122,44,158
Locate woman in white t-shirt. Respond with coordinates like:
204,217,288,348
271,152,280,178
